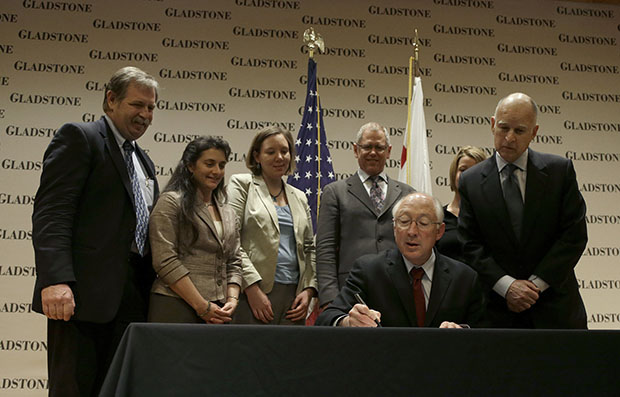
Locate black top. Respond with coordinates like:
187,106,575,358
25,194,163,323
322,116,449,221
436,205,463,262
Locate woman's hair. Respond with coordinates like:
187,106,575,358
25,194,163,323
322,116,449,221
163,136,231,247
245,125,296,176
449,145,487,192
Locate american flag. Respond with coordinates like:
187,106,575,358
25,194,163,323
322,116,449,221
287,58,335,232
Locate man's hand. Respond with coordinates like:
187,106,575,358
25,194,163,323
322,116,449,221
439,321,463,329
41,284,75,321
506,279,540,313
342,304,382,327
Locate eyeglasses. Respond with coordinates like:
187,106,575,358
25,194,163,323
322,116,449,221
358,144,388,153
394,216,441,231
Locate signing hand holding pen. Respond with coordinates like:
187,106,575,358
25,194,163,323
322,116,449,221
341,293,382,327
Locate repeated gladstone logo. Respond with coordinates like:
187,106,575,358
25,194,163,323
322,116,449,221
0,193,35,205
0,302,34,314
5,125,57,138
1,159,42,172
0,265,36,276
22,0,92,12
588,313,620,324
0,340,47,352
582,247,620,257
0,378,48,391
585,215,620,225
0,229,32,240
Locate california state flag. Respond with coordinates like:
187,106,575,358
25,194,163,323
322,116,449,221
398,76,432,194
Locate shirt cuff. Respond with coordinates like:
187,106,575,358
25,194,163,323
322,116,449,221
493,275,516,298
334,315,348,327
529,275,550,292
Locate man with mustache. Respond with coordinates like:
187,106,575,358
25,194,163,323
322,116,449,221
458,92,588,328
32,66,160,396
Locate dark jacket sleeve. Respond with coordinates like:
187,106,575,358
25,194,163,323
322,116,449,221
32,123,93,291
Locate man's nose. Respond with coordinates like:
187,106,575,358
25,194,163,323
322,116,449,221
407,222,420,235
140,106,153,118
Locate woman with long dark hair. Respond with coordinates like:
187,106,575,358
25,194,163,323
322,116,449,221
148,136,243,324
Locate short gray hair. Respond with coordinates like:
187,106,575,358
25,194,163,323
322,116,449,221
392,192,444,223
355,122,391,146
102,66,159,112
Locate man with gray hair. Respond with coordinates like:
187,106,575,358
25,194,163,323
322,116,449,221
316,122,415,307
458,92,587,329
32,66,160,396
316,192,485,327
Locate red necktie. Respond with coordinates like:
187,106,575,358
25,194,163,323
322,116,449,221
411,267,426,327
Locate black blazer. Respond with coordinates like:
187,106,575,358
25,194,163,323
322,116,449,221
316,249,485,327
32,117,159,323
458,149,587,329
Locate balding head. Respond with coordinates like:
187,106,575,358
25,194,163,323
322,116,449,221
491,93,539,163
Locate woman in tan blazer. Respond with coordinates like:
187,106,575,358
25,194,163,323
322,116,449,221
148,136,243,324
228,126,317,325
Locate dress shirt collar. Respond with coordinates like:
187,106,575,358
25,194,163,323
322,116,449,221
402,249,435,283
495,149,528,173
357,168,387,184
104,114,135,149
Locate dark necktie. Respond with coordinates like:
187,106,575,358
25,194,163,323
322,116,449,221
369,176,384,213
502,164,524,240
411,267,426,327
123,141,149,256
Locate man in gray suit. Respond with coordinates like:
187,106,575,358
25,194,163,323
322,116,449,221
316,122,415,306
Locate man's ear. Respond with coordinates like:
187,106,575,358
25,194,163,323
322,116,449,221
435,222,446,241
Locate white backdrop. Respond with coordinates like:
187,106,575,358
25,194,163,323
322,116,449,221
1,0,619,394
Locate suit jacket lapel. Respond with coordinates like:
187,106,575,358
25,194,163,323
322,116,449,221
521,150,547,246
254,175,279,232
380,176,401,217
284,183,303,240
134,143,159,194
386,251,418,327
346,174,376,215
101,118,134,206
194,197,224,247
197,203,219,243
425,253,452,326
480,157,519,245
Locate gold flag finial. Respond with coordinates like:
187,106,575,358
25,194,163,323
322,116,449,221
303,27,325,58
412,29,420,77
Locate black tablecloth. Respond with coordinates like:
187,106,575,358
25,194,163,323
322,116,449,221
100,323,619,396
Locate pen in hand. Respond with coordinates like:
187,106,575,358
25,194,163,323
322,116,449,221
354,293,382,327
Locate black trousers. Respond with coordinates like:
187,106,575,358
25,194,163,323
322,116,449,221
47,254,151,397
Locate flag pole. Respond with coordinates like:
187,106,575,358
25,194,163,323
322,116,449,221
413,29,420,79
405,29,421,184
302,27,325,224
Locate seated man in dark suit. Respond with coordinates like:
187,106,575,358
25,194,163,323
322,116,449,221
316,192,485,328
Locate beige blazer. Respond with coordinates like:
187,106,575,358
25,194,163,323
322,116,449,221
149,191,243,302
226,174,317,295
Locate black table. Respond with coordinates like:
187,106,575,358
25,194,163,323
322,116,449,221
100,323,620,396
